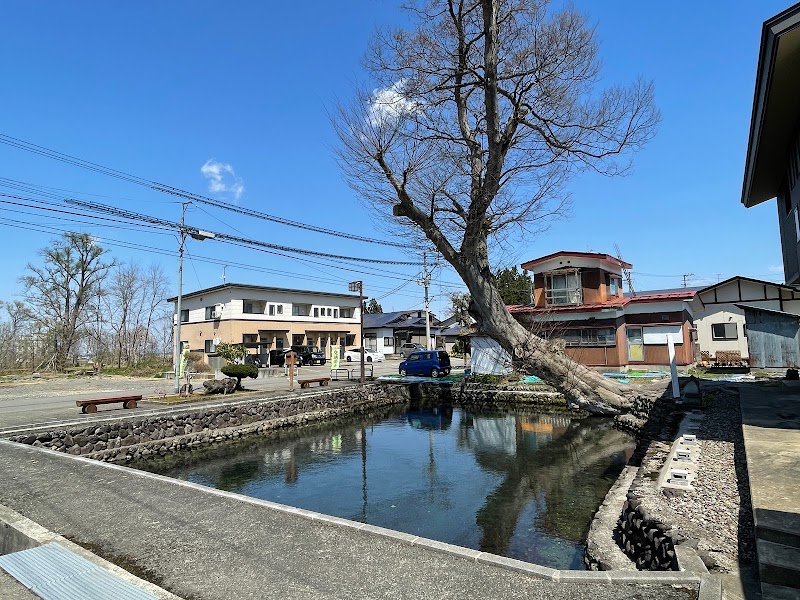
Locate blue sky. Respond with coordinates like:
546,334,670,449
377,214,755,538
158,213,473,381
0,1,790,317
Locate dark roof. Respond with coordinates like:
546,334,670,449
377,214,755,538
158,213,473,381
167,282,360,303
742,3,800,207
735,303,800,319
625,286,703,297
362,310,441,329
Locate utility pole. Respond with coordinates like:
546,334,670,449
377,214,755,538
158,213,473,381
419,251,432,350
173,202,189,395
682,273,695,288
173,202,215,395
349,280,364,383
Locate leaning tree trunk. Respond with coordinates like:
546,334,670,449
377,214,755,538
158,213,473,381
457,249,632,415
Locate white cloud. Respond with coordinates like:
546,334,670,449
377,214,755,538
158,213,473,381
200,159,245,201
768,264,784,274
368,79,421,127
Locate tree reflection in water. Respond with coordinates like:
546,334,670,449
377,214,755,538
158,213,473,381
136,403,633,569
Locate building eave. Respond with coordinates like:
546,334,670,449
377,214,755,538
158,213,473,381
167,282,361,304
742,3,800,208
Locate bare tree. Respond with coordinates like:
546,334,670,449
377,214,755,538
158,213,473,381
334,0,659,413
20,233,114,371
107,262,170,367
0,300,31,369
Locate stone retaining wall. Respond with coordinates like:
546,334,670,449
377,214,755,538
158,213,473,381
420,382,568,411
9,384,409,463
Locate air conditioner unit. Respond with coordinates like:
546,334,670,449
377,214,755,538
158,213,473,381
211,310,221,319
213,338,221,345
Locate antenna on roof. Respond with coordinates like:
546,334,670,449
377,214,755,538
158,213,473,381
614,243,636,297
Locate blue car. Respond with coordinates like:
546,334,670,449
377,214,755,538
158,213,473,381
399,350,451,378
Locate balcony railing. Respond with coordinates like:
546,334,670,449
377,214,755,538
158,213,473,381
545,288,583,307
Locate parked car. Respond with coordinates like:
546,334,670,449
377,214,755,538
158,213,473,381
290,345,326,366
244,354,264,368
398,342,426,358
268,349,290,367
399,350,451,378
344,347,385,363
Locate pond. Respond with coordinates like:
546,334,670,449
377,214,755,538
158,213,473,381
137,403,635,569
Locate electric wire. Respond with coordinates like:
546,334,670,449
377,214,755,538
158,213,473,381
0,216,427,299
0,133,407,248
64,198,422,266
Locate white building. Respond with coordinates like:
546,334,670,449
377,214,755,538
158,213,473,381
693,276,800,362
168,283,361,361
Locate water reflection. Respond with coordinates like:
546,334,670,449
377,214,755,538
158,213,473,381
138,403,634,569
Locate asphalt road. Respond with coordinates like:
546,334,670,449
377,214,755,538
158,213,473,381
0,360,406,432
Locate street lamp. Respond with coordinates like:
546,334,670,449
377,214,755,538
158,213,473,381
174,202,215,394
349,280,364,384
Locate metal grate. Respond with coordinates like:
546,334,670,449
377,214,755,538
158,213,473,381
0,543,157,600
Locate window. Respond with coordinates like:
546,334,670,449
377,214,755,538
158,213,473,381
277,304,283,315
292,304,310,317
545,271,582,306
205,305,221,320
243,302,255,314
327,308,332,316
180,309,189,323
711,323,738,340
341,308,351,318
204,339,216,353
334,309,339,318
314,307,319,317
242,334,258,344
384,337,394,346
608,277,620,296
560,328,615,347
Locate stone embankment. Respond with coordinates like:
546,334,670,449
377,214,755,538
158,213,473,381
8,384,410,462
586,380,753,579
422,381,567,411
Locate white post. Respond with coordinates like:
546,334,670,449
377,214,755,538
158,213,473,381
668,334,680,398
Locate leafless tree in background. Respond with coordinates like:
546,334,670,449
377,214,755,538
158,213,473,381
19,232,114,371
334,0,658,413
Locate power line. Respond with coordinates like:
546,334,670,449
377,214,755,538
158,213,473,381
65,198,422,266
0,217,426,299
0,133,407,248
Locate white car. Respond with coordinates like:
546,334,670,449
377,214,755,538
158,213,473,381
343,348,385,363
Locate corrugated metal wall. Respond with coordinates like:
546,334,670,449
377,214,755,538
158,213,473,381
743,307,800,368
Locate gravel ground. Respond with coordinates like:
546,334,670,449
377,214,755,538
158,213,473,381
667,385,756,570
634,383,755,574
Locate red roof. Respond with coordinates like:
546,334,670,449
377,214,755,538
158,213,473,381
507,289,696,314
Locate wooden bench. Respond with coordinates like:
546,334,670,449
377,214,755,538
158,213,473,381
298,377,331,389
76,395,142,414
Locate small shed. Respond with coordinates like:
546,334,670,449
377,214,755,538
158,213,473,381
737,304,800,368
469,335,513,375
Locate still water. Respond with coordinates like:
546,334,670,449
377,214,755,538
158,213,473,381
138,404,635,569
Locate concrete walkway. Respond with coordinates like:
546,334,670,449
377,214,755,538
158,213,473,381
739,382,800,599
0,440,703,600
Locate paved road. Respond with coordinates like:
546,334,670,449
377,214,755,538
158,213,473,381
0,441,701,600
0,361,405,432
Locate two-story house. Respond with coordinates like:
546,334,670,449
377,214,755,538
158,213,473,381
169,283,361,363
508,251,696,369
362,310,441,355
